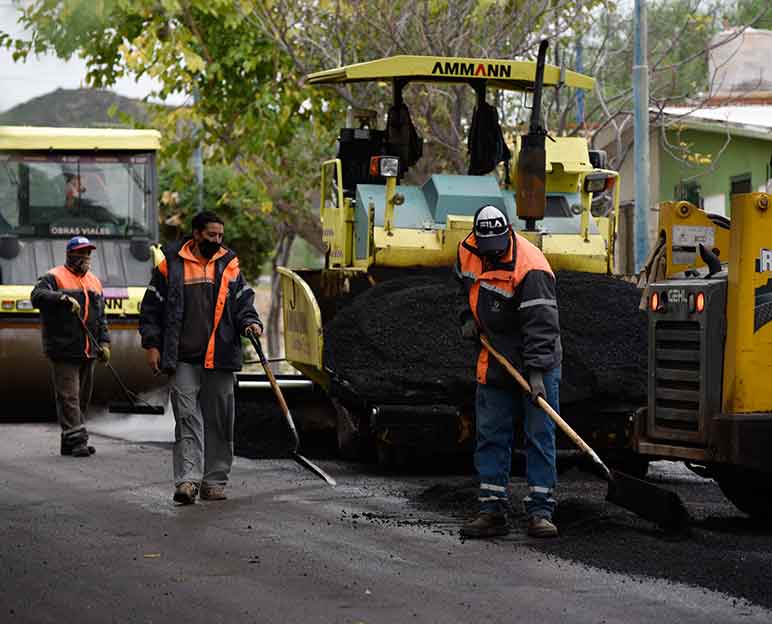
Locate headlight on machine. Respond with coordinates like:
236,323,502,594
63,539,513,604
16,299,33,310
1,300,14,311
583,172,615,194
369,155,400,178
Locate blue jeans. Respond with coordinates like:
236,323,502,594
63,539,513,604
475,367,561,519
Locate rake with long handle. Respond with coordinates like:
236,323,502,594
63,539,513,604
75,311,165,415
480,335,689,530
248,332,336,486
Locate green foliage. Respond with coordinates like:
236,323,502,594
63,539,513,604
157,161,274,282
2,0,345,256
6,0,769,216
732,0,772,30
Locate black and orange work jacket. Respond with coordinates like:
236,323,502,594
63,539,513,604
31,266,110,360
455,230,562,387
139,239,261,373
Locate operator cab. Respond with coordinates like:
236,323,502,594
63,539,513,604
336,94,424,196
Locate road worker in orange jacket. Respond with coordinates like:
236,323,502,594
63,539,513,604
456,205,561,539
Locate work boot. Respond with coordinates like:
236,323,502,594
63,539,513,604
60,441,95,456
527,516,559,538
173,482,199,505
70,442,92,457
460,511,510,539
200,484,227,501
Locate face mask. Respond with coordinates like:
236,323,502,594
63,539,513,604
482,239,510,259
198,239,221,259
66,254,91,275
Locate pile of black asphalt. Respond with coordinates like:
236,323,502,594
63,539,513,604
322,270,648,408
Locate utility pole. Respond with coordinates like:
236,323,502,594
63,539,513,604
633,0,650,271
575,38,585,128
193,88,204,212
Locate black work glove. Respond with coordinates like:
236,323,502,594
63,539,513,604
460,318,478,340
527,369,546,406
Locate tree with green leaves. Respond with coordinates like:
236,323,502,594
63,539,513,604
6,0,770,353
2,0,346,352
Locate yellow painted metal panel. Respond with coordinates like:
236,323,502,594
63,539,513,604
0,126,161,151
0,285,147,316
308,56,594,91
321,160,352,267
722,193,772,414
658,201,731,277
369,223,608,273
540,235,609,273
276,267,324,372
372,226,455,267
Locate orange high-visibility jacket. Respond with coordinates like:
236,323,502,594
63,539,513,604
455,230,562,387
139,239,261,373
31,266,109,360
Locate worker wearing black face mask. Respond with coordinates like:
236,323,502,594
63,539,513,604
454,205,562,540
139,211,262,505
31,236,110,457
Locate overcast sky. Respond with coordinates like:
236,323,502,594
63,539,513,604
0,2,187,113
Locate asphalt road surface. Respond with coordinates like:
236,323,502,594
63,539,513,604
1,419,770,624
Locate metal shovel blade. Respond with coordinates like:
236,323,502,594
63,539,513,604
607,470,690,531
292,452,337,486
108,402,165,415
247,332,336,487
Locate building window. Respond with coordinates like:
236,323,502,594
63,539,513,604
675,181,702,208
730,173,752,196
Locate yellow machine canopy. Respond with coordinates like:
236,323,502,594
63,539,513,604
307,55,594,91
0,126,161,151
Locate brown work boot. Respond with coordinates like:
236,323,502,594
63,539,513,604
200,483,227,501
173,482,199,505
460,512,510,539
70,442,92,457
527,516,559,538
61,442,95,456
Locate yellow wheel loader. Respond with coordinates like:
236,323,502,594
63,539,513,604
636,193,772,520
233,43,661,469
0,126,164,414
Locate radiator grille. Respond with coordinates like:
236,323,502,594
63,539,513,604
653,320,701,432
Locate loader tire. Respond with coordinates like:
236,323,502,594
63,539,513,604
716,468,772,522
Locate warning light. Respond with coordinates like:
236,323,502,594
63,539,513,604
650,292,659,312
1,300,14,310
696,292,705,313
369,155,400,178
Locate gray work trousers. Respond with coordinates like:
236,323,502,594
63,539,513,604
51,359,95,447
170,362,235,488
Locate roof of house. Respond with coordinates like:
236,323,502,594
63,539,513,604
657,105,772,141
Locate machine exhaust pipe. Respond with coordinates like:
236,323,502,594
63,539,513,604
516,39,549,230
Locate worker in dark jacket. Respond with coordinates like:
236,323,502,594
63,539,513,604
455,205,562,539
139,211,262,505
31,236,110,457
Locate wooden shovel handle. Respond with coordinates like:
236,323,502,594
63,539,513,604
479,335,608,471
248,332,299,450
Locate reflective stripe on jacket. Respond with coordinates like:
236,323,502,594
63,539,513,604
30,266,109,360
455,230,562,387
138,239,261,373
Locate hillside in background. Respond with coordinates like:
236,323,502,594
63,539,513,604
0,88,150,127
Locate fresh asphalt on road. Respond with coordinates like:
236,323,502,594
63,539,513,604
1,418,770,624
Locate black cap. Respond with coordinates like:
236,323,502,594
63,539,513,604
473,204,510,254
